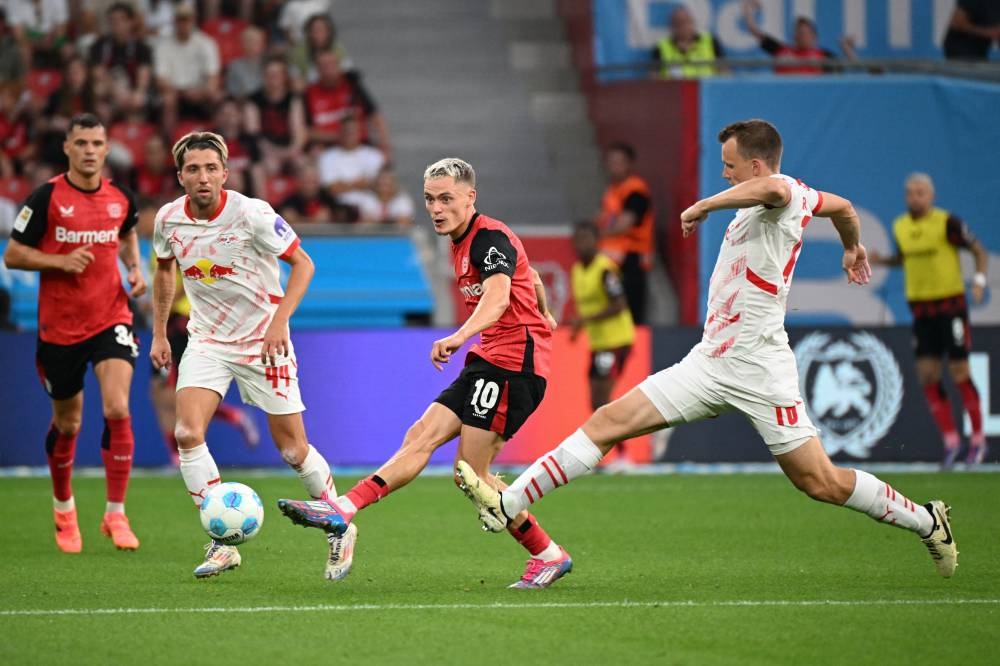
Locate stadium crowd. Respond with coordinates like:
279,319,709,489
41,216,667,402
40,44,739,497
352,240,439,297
0,0,415,234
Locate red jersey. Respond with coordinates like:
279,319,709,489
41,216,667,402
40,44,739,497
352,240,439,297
304,74,376,141
11,174,138,345
451,213,551,378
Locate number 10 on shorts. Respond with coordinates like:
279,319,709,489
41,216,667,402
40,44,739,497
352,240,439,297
774,404,799,426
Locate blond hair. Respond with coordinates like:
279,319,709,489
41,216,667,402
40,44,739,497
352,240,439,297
423,157,475,187
172,130,229,169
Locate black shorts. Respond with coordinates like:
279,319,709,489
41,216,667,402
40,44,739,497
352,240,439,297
589,345,632,380
36,323,139,400
434,357,546,440
913,311,972,360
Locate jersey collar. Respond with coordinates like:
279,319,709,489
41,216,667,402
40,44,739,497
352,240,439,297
451,212,479,245
184,190,229,222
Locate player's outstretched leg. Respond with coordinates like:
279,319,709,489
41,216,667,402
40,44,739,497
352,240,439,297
779,438,957,578
456,428,605,532
278,473,389,537
506,515,573,589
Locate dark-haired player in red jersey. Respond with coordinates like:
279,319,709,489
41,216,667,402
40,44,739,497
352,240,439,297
279,157,572,588
3,113,146,553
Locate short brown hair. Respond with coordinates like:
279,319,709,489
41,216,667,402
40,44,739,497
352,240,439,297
717,119,782,170
172,131,228,169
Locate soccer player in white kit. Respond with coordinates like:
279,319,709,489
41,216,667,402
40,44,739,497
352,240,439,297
150,131,353,580
457,119,957,578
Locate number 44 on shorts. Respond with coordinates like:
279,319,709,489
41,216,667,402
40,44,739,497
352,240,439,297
265,365,291,391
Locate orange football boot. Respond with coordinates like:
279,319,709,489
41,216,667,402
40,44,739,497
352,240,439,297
54,508,82,553
101,512,140,550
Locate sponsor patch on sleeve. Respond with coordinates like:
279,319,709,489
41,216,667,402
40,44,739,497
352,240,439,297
13,206,32,232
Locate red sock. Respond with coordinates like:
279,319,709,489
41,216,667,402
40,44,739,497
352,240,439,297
509,514,553,558
923,383,959,447
101,416,135,504
345,475,390,511
213,403,241,426
45,425,77,502
957,379,984,437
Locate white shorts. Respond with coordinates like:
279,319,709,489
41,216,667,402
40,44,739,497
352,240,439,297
638,345,816,456
177,338,305,415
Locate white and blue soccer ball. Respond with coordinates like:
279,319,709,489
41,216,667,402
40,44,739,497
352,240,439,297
199,482,264,545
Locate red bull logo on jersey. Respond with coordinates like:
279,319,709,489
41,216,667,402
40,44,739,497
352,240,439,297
181,258,238,284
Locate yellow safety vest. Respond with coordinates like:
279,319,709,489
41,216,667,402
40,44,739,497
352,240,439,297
571,253,635,351
892,207,965,302
658,32,717,78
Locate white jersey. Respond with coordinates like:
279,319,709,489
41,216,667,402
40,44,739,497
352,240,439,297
696,174,822,359
153,190,300,348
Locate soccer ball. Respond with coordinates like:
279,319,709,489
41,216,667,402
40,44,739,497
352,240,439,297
199,482,264,545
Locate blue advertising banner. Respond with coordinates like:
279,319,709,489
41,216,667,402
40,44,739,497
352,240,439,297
697,75,1000,326
594,0,964,74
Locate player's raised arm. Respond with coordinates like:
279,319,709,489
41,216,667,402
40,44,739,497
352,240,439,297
681,177,791,237
262,244,315,365
815,190,871,285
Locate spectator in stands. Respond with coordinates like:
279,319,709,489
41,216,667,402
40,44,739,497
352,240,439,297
287,12,350,89
154,2,222,132
0,9,26,99
137,0,177,39
305,49,391,156
278,0,333,44
225,25,267,99
244,54,307,175
742,0,850,75
89,2,153,118
212,96,264,197
652,5,724,78
279,159,347,225
943,0,1000,61
131,133,178,203
3,0,69,68
0,86,34,177
317,114,385,196
34,55,100,167
596,142,653,326
0,189,16,236
341,166,415,227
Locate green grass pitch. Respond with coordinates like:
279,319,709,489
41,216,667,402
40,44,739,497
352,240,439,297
1,472,997,665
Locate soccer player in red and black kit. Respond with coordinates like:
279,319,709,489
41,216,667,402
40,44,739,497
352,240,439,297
278,157,572,588
3,113,146,553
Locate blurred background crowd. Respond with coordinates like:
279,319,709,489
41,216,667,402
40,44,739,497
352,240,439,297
0,0,415,237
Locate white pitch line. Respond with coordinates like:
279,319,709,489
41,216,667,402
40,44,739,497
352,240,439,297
2,598,998,618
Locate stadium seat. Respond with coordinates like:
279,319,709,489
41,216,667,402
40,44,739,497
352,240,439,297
264,175,297,205
202,16,249,66
26,69,62,104
109,120,158,169
0,177,30,206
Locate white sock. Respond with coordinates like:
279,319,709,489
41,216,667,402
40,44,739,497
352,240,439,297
178,443,221,508
844,469,934,536
534,541,563,561
293,444,336,500
105,502,125,514
501,429,604,517
330,496,359,519
53,496,75,512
